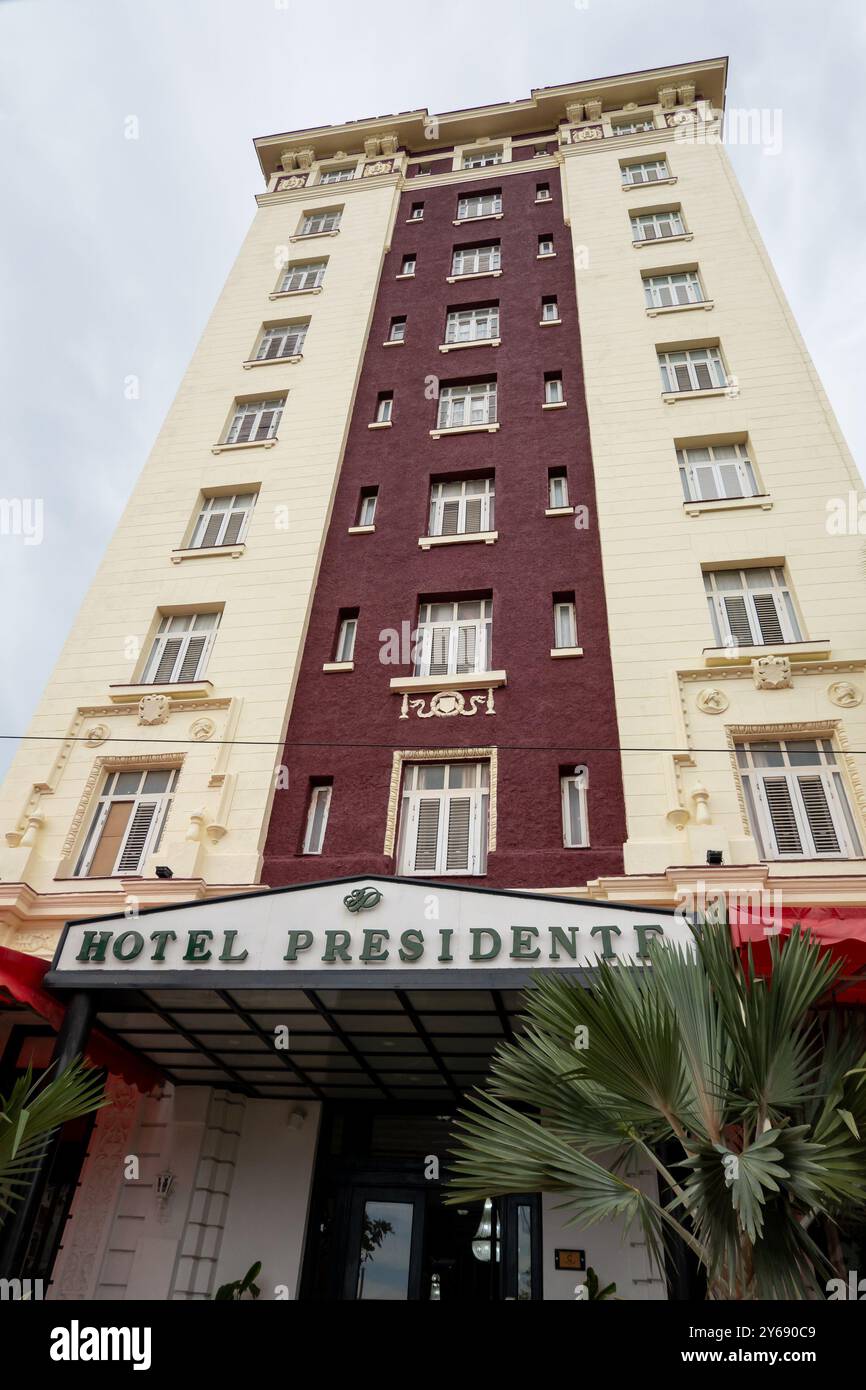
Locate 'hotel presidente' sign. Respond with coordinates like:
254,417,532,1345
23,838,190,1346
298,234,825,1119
50,879,686,983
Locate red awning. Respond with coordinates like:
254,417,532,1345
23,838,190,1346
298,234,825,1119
729,906,866,1006
0,945,163,1092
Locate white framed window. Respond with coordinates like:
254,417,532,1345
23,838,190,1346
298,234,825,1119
335,615,357,662
612,115,656,135
388,317,407,342
643,270,704,309
279,259,326,293
428,477,494,536
553,599,577,649
541,298,559,321
409,202,424,220
303,784,332,855
631,208,685,241
548,471,569,508
544,375,564,404
414,599,492,677
452,243,501,276
737,740,862,860
437,381,497,429
445,305,499,344
299,208,342,236
657,346,726,393
622,158,670,185
704,567,802,648
74,767,179,878
535,182,551,201
319,166,355,184
397,761,489,875
561,768,589,848
141,612,220,685
256,321,308,360
190,492,256,549
538,235,554,256
400,255,416,275
457,191,502,219
678,442,758,503
375,394,393,423
357,489,378,526
463,147,503,168
225,396,285,445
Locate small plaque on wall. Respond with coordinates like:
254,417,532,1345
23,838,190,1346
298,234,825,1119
554,1248,586,1271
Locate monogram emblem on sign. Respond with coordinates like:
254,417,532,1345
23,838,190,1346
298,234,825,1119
343,886,383,914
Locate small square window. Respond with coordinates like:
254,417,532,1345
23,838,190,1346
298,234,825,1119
375,393,394,423
388,317,407,343
541,297,559,322
544,374,564,405
548,470,569,509
400,255,416,275
536,182,551,201
538,235,554,256
357,488,378,527
409,202,424,220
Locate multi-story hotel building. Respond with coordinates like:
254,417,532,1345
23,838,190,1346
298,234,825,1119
2,57,864,1303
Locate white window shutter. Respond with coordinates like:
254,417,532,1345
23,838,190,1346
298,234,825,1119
152,637,183,684
116,801,158,873
752,594,784,644
761,777,803,856
178,635,208,683
445,797,472,871
721,596,755,647
797,776,841,854
464,496,483,533
201,513,224,548
222,509,245,545
440,500,461,535
414,799,441,872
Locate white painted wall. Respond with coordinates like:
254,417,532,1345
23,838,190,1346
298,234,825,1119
214,1099,321,1300
542,1162,667,1302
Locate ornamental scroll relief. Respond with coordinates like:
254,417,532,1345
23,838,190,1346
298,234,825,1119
399,688,496,720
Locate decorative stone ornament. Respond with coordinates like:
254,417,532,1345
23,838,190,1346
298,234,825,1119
828,680,863,708
677,83,696,105
276,173,308,190
565,102,584,124
751,656,792,690
696,688,729,714
190,717,216,742
658,85,678,109
399,689,496,720
83,723,111,747
571,126,603,142
137,694,170,726
295,148,315,169
363,160,394,177
583,98,602,121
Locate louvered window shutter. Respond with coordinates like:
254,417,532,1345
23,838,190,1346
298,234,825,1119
235,413,254,443
464,496,483,533
752,594,784,644
762,778,803,855
643,223,657,240
200,513,224,548
722,596,756,646
153,637,183,683
694,360,713,389
222,509,245,545
178,635,208,683
456,625,477,674
674,363,692,391
445,797,472,871
797,776,840,854
440,500,461,535
117,801,158,873
413,799,441,872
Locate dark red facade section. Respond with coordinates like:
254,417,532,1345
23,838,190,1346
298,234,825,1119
262,159,627,888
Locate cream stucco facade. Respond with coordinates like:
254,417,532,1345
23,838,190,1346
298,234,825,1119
0,161,404,954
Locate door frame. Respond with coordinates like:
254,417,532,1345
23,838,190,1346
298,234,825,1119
343,1185,426,1301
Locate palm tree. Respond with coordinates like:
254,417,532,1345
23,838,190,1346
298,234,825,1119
0,1060,108,1227
447,922,866,1299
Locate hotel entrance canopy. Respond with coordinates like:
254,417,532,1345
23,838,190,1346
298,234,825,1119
43,876,681,1101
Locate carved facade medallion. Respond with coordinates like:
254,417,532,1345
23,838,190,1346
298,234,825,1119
696,688,729,714
828,680,863,708
399,689,495,720
571,125,603,142
276,173,308,190
752,656,792,690
138,694,170,726
363,160,394,177
83,723,111,747
190,716,216,741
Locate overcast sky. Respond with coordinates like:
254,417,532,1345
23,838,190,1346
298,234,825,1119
1,0,864,780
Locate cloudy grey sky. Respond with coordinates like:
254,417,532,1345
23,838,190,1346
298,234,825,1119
1,0,864,779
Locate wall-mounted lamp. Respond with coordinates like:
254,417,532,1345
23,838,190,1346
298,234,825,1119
287,1105,307,1132
706,850,724,866
155,865,173,879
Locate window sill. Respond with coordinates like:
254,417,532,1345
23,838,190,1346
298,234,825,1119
430,422,500,438
545,505,574,516
418,530,498,550
269,287,323,300
542,400,567,410
539,318,561,326
703,639,831,667
395,272,416,279
383,339,405,348
171,544,246,563
536,252,557,259
534,196,553,204
438,337,500,353
684,494,773,517
633,232,693,248
243,355,302,368
368,419,393,429
550,646,584,658
108,680,214,703
622,175,677,190
390,670,507,694
647,300,714,318
406,217,425,224
290,230,340,242
662,387,729,404
348,523,376,534
322,661,354,673
452,213,504,226
212,439,278,454
445,270,502,284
